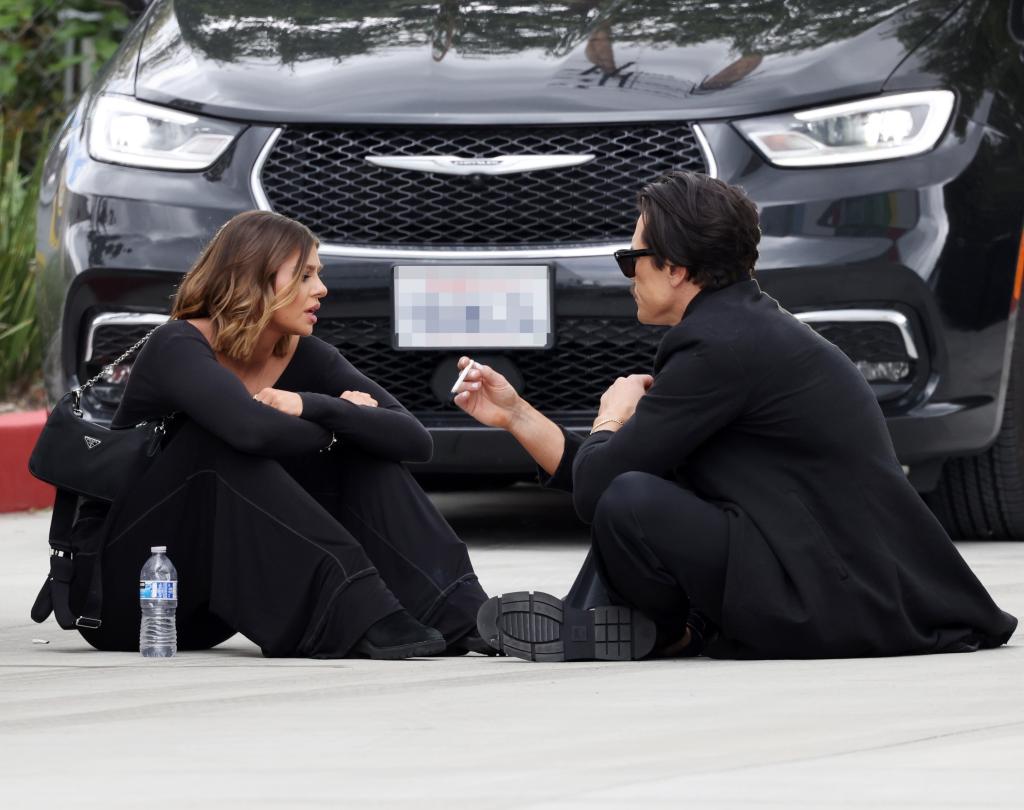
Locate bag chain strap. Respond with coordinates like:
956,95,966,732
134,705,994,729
72,327,161,417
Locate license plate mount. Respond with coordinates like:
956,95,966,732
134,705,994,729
392,265,554,350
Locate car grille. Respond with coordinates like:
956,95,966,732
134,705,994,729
314,317,668,414
258,124,707,246
83,317,916,416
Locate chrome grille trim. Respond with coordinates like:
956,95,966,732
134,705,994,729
251,120,716,259
84,313,168,362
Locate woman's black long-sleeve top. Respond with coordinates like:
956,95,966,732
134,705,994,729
112,319,432,462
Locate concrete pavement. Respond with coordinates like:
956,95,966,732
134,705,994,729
1,487,1022,809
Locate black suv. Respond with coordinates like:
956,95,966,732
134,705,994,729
37,1,1024,537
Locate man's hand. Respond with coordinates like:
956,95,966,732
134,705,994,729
341,390,379,408
452,356,523,430
594,374,654,429
254,387,303,416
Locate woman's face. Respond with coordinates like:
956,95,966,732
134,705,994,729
270,248,327,336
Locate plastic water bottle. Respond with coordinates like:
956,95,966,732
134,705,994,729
139,546,177,658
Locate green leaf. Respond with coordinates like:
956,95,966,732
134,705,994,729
0,320,32,343
0,117,43,395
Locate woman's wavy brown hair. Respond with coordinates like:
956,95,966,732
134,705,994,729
170,210,318,360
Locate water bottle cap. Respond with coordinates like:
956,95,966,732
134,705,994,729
151,546,167,554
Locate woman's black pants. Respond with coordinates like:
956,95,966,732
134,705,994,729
72,421,487,657
565,471,731,645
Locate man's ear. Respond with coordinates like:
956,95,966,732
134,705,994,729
666,264,691,287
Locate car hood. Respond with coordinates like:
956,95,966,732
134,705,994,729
133,0,960,124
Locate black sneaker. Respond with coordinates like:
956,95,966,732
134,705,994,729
476,591,656,662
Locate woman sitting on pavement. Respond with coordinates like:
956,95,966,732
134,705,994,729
72,210,491,659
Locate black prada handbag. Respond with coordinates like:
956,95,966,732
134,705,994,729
28,328,169,501
28,328,171,631
28,390,167,502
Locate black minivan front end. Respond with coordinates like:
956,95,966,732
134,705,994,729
37,0,1024,535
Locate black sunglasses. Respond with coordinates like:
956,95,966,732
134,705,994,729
614,248,655,278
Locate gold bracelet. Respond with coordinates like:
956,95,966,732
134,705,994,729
590,417,624,434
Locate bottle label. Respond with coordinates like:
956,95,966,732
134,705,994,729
139,580,177,600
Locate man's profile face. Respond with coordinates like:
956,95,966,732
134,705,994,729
629,214,701,326
630,215,674,326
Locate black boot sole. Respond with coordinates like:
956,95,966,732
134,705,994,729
476,591,656,662
353,635,446,660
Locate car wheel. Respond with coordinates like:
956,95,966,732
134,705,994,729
926,328,1024,541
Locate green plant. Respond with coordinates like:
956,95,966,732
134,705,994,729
1,0,130,171
0,120,42,397
0,2,130,397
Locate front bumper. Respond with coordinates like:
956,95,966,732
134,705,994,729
38,105,1024,484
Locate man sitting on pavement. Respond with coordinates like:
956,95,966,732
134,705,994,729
453,170,1017,662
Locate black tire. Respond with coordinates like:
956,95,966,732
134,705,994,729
926,326,1024,540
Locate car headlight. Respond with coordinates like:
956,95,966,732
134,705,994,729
87,95,243,170
734,90,955,167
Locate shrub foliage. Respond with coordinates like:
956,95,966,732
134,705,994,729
0,122,42,397
0,1,129,399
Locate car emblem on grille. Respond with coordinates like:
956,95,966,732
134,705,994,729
84,436,101,449
364,154,595,176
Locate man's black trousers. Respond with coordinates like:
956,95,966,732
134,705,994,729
565,471,730,645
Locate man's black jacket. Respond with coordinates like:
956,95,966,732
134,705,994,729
545,279,1017,658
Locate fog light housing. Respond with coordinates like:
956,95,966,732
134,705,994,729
855,360,911,383
80,312,168,419
795,309,919,397
88,363,134,409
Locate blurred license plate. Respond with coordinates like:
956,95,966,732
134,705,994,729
393,265,552,349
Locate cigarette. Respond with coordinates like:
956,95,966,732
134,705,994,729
451,360,476,394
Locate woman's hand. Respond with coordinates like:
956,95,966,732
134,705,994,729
254,387,303,416
341,390,379,408
453,356,524,430
594,374,654,429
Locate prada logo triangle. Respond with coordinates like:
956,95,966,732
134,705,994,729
83,436,102,450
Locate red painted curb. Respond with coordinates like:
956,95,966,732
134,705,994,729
0,410,54,513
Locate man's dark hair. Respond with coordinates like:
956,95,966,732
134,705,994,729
637,171,761,290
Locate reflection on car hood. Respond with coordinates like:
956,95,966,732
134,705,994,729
133,0,959,124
